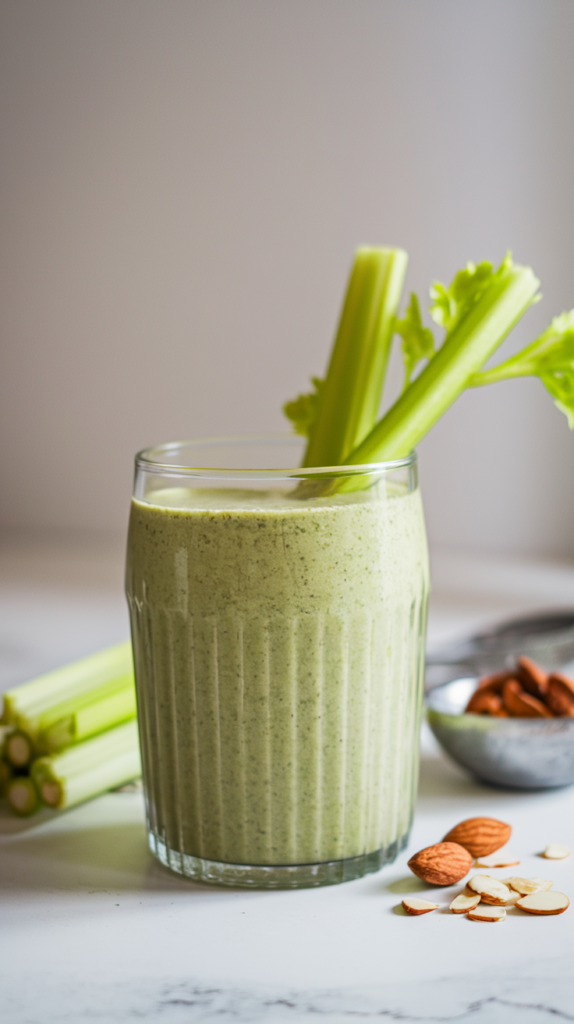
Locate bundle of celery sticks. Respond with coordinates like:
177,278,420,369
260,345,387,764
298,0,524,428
0,643,141,816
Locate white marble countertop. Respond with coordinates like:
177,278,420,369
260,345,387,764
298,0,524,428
1,535,574,1023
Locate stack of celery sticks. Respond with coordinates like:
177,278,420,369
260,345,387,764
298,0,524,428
0,642,141,816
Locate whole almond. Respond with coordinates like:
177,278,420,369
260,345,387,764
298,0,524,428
516,656,548,699
408,842,473,886
545,674,574,717
442,816,511,857
503,678,553,718
475,671,513,695
465,689,504,715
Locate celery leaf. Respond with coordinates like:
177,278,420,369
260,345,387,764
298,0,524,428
395,293,435,389
470,310,574,428
430,255,513,334
283,377,325,437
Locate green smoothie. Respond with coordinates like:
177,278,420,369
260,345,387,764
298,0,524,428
126,481,429,870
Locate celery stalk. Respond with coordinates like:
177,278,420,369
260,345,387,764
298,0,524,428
40,680,137,752
5,729,33,768
7,776,39,817
2,642,133,742
288,247,408,467
31,720,141,811
344,259,540,464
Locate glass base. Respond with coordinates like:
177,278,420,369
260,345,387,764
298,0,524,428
148,830,409,889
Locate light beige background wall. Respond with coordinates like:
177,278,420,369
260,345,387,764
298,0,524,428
1,0,573,555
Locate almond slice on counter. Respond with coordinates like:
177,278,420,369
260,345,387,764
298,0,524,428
468,903,506,922
516,891,570,916
449,892,481,914
503,877,553,895
467,875,511,905
475,851,520,868
401,897,440,916
542,843,571,860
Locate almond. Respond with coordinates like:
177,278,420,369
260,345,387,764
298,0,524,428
468,903,506,922
542,844,570,860
475,671,514,695
502,678,553,718
467,874,511,905
475,851,520,868
449,892,481,914
503,876,553,895
401,897,439,916
465,689,505,715
516,656,548,699
516,891,570,916
442,816,511,857
408,842,473,886
545,674,574,717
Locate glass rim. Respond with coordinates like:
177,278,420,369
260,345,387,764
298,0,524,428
135,432,417,480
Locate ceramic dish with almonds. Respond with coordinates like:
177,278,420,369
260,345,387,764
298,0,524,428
426,658,574,788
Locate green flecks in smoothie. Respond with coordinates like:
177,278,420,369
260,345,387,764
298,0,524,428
126,486,429,866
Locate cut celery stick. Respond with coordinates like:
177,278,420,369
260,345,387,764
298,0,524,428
7,776,39,817
5,729,33,768
302,247,408,467
2,642,133,741
344,260,540,464
40,680,137,752
31,720,141,811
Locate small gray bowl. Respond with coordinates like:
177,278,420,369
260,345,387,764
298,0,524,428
426,677,574,789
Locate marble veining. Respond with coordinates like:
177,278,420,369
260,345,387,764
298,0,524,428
4,970,574,1024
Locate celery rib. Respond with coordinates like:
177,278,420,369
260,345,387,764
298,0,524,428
39,679,137,753
31,720,141,811
344,262,540,464
2,642,133,743
302,247,408,467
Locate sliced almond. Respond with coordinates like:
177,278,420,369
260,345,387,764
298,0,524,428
504,890,522,906
503,876,553,895
401,897,440,916
542,844,571,860
449,892,481,914
467,874,511,905
468,903,506,922
516,891,570,916
475,851,520,869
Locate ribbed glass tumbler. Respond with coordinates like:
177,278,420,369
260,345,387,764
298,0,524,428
125,435,429,888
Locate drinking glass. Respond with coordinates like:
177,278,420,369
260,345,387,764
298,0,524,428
126,435,429,888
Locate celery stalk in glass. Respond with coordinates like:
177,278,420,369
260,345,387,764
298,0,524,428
285,247,408,466
344,256,540,464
